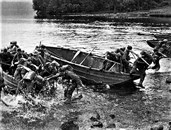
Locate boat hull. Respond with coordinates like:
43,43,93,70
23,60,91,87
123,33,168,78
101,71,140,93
154,33,171,40
0,66,17,93
43,45,140,88
147,40,160,48
146,40,171,58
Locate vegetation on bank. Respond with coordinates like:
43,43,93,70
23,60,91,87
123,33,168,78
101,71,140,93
32,0,171,18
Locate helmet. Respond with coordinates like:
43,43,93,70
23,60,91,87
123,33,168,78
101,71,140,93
161,44,166,47
33,50,40,55
120,47,126,52
10,41,17,45
140,51,146,56
115,49,120,53
17,58,27,65
3,48,7,53
127,45,132,50
51,60,60,67
17,48,21,52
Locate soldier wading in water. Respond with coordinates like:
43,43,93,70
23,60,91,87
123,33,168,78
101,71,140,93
47,65,84,102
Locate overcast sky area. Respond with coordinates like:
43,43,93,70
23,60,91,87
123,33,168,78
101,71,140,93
1,0,35,19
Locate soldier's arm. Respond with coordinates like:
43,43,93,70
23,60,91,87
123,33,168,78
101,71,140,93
11,54,17,66
159,52,167,58
66,71,84,88
46,72,63,81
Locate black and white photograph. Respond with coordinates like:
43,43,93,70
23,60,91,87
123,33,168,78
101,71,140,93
0,0,171,129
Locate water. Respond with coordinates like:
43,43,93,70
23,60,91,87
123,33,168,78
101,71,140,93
1,1,171,130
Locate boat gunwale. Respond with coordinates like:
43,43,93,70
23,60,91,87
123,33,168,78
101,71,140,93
43,45,140,85
45,47,129,75
44,45,125,74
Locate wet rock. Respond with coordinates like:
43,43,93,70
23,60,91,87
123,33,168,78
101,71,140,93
106,114,116,128
106,123,116,128
166,76,171,83
60,120,79,130
90,116,99,122
150,124,164,130
90,112,100,122
109,114,115,119
169,121,171,125
95,112,100,120
91,121,103,128
154,119,159,123
169,121,171,130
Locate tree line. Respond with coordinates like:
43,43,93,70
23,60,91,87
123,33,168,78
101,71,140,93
33,0,171,18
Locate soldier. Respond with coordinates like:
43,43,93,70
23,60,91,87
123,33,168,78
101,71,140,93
0,48,13,74
11,48,28,66
150,48,167,70
130,51,153,87
11,48,28,74
47,65,84,102
0,77,5,99
102,47,125,71
31,50,45,67
8,41,19,55
13,58,29,81
122,45,133,73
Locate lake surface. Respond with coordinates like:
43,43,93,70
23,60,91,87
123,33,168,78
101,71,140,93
1,1,171,130
2,17,171,55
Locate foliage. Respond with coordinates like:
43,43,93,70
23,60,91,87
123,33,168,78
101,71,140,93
32,0,171,18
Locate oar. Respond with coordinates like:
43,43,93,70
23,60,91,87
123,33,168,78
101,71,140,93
137,32,155,36
159,52,167,58
80,47,96,65
71,51,81,62
20,65,31,71
131,51,150,66
0,62,11,66
0,99,10,106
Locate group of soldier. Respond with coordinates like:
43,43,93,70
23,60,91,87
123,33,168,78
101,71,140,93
105,40,167,87
0,39,168,102
0,41,84,102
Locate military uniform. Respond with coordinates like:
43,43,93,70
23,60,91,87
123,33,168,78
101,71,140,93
151,49,165,70
48,65,84,101
130,51,153,87
122,46,132,73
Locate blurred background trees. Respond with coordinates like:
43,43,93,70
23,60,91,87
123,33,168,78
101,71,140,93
32,0,171,18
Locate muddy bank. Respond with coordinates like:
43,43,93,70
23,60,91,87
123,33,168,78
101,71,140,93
0,70,171,130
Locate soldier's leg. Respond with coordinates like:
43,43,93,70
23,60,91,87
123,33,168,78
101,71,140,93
138,69,146,87
66,84,77,100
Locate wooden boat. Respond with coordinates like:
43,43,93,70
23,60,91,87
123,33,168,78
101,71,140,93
0,65,18,93
41,45,140,88
146,39,171,57
154,33,171,40
146,39,160,48
149,13,171,18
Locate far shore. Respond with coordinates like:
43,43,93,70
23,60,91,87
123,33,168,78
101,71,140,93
60,6,171,20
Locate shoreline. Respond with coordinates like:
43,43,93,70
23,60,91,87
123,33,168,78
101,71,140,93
34,6,171,20
62,6,171,19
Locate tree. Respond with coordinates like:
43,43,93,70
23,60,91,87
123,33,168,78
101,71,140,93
32,0,169,18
